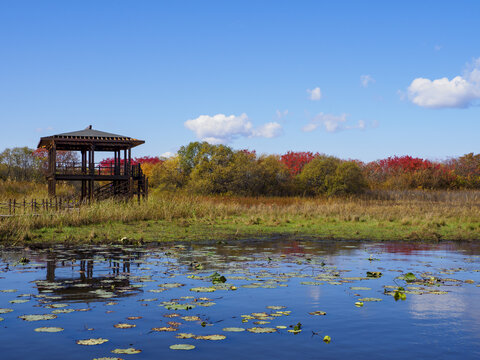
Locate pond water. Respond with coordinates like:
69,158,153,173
0,239,479,359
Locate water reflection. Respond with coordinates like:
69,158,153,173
0,239,479,360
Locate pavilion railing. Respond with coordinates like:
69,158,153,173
52,163,128,176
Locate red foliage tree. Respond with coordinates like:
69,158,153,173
280,151,318,176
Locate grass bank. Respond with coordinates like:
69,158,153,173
1,191,480,245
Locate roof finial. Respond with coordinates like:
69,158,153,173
87,125,92,129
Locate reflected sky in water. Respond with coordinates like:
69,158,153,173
0,239,479,360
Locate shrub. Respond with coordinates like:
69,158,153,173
298,156,341,195
328,161,367,195
150,156,186,190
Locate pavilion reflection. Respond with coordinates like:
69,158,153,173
36,247,145,303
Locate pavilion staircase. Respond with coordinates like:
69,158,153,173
92,164,148,201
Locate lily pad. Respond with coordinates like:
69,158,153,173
10,299,29,304
52,309,75,314
195,334,226,340
111,348,142,354
350,287,371,291
164,313,181,318
0,308,13,314
34,327,64,332
190,287,216,293
358,297,383,302
403,272,417,281
158,283,184,288
170,344,195,350
152,326,177,332
114,323,136,329
246,327,277,333
76,338,109,345
163,304,195,310
222,327,245,332
19,314,57,321
46,303,68,308
309,311,326,316
366,272,382,278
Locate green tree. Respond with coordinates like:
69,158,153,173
0,147,43,181
187,143,235,194
298,156,341,195
257,155,294,196
328,161,367,195
223,151,262,196
150,156,186,190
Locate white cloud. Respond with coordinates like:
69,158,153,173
360,74,375,88
252,122,283,138
160,151,174,158
307,87,322,101
407,58,480,108
302,113,368,133
184,113,282,144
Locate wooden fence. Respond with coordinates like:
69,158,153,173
0,198,81,216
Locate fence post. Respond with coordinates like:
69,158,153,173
13,199,16,214
8,199,11,215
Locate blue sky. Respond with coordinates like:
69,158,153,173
1,1,479,161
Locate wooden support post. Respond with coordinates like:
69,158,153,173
124,149,127,176
128,148,131,176
89,145,95,202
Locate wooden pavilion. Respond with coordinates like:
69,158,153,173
37,126,148,201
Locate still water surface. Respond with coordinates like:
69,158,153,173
0,239,479,359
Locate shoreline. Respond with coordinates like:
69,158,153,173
14,217,480,246
1,193,480,245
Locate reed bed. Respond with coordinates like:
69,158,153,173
1,190,480,243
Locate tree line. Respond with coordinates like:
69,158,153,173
2,143,480,196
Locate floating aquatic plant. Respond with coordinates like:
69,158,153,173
111,348,142,354
114,323,136,329
19,314,57,321
222,327,245,332
170,344,195,350
34,327,64,332
76,338,109,346
247,327,277,333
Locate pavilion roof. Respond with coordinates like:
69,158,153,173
37,126,145,151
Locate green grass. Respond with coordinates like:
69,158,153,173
2,191,480,245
